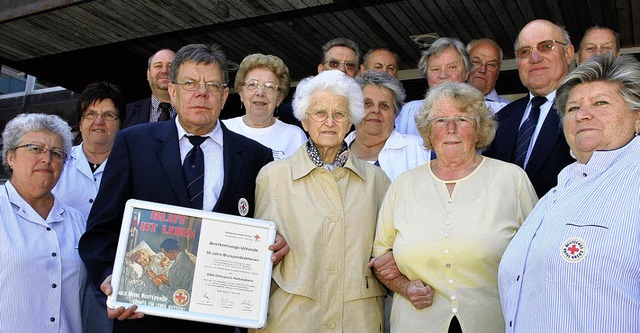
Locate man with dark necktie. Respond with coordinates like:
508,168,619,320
79,44,288,333
123,49,176,128
484,19,575,197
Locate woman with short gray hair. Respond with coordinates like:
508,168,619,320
346,70,431,180
396,37,471,136
0,113,86,332
252,70,391,332
499,53,640,332
372,82,537,333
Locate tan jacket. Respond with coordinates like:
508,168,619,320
253,145,391,332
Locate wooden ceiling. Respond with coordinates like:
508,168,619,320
1,0,638,102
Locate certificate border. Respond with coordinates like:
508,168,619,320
107,199,276,329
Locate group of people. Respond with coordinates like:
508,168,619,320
0,17,637,333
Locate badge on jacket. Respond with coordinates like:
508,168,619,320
238,198,249,216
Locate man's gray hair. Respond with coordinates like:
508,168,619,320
363,48,400,68
467,38,504,65
170,44,229,85
321,38,361,66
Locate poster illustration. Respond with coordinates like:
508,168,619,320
109,199,276,328
116,208,201,310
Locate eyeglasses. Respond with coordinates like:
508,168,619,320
83,110,119,121
306,110,350,123
471,59,499,72
242,80,279,94
515,40,567,59
173,80,227,92
323,59,357,72
429,116,476,127
13,144,68,161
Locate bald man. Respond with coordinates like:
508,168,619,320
484,19,575,197
123,49,176,128
466,38,509,114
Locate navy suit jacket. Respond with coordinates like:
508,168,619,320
483,95,574,197
122,97,152,129
79,118,273,332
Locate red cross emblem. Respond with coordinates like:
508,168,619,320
238,198,249,216
254,234,260,241
173,289,190,306
561,238,587,262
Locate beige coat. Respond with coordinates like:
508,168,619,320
252,145,391,332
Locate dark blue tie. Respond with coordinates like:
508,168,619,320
183,136,206,209
513,96,547,168
158,102,172,121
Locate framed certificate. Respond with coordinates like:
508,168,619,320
107,199,276,329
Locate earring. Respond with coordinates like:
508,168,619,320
240,101,243,110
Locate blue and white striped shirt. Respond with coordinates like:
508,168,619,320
0,181,86,333
498,136,640,332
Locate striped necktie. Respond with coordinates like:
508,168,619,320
183,136,206,209
513,96,547,168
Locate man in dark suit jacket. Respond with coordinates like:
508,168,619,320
122,49,176,128
484,19,576,197
79,44,285,333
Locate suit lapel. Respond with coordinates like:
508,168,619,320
493,97,528,160
155,121,191,207
215,123,244,212
526,105,563,175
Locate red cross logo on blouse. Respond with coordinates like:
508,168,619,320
561,238,587,263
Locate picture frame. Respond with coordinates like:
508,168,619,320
107,199,276,329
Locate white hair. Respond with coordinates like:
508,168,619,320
292,70,364,124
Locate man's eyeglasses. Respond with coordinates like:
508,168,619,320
515,40,567,59
13,144,68,161
323,59,357,72
83,110,119,121
173,80,227,92
471,59,499,72
307,110,350,123
429,116,476,127
242,80,279,94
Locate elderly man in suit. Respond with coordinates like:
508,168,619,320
122,48,176,128
79,44,287,333
484,19,575,197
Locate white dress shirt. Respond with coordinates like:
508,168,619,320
0,181,86,333
484,89,509,114
176,117,224,211
345,130,430,180
394,100,422,136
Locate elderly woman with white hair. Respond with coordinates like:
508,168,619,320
251,70,391,332
0,113,86,332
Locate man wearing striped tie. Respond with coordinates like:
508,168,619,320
80,44,288,333
484,19,575,197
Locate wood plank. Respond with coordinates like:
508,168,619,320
438,0,473,42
